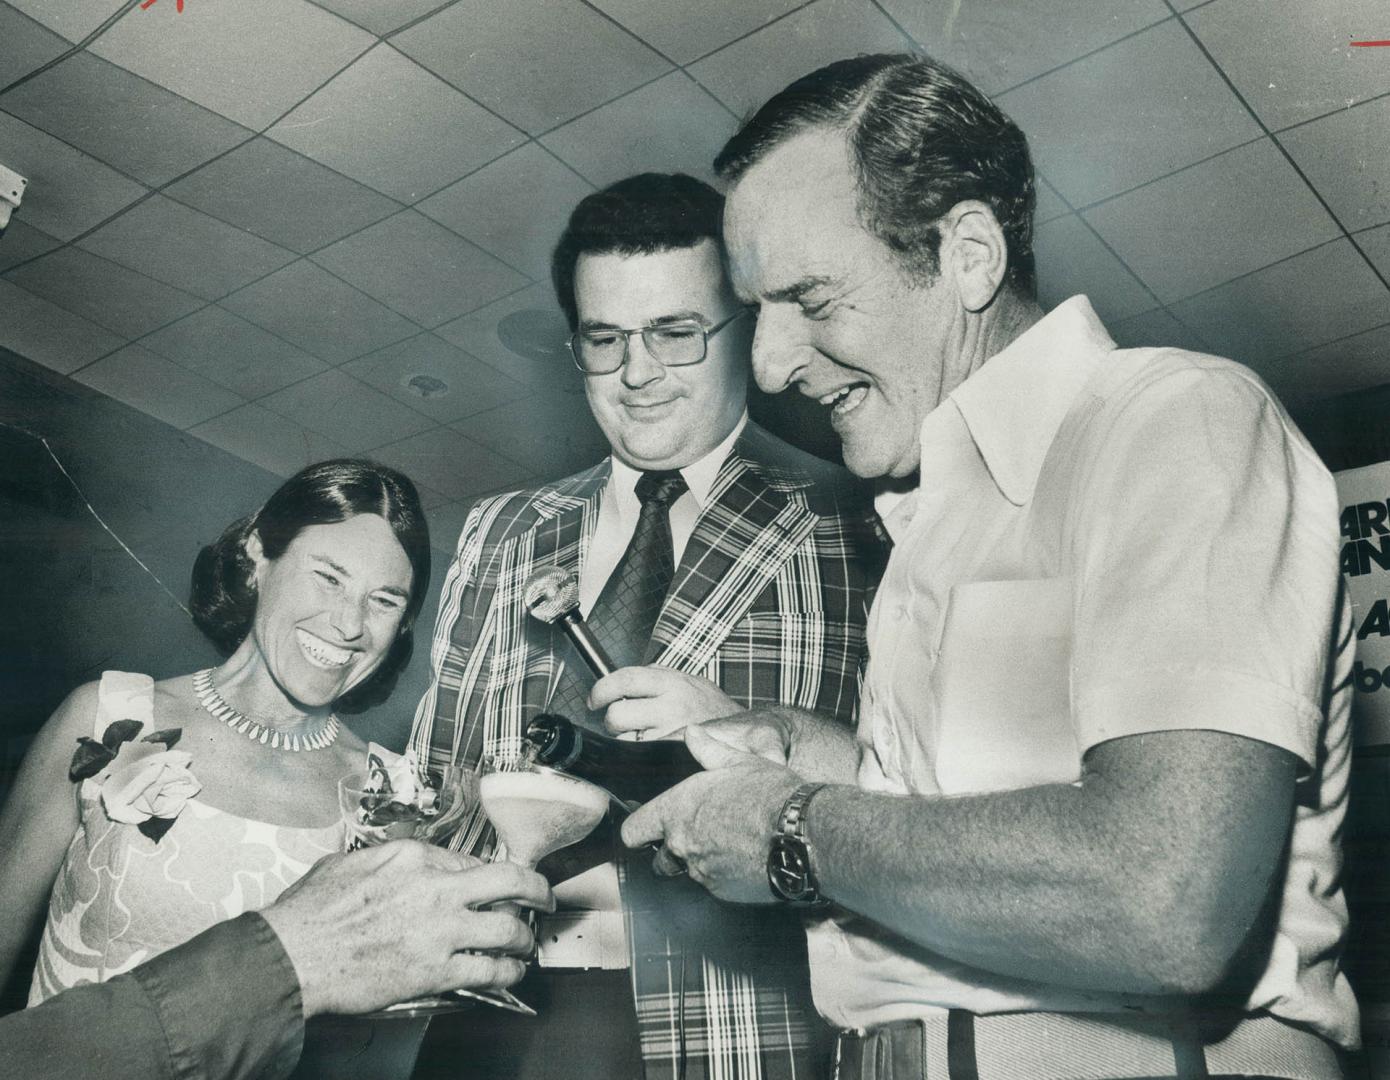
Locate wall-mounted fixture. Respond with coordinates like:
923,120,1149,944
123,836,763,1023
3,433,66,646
0,163,28,236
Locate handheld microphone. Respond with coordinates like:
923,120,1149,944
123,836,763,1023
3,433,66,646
524,567,614,678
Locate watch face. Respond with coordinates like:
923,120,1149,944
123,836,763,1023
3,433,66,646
768,835,815,902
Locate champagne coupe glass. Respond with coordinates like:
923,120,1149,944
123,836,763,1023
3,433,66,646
474,752,611,1010
479,754,611,875
338,763,510,1017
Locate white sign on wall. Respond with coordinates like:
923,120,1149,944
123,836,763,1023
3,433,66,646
1337,462,1390,747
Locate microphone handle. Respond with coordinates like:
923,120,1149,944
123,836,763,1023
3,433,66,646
559,609,615,678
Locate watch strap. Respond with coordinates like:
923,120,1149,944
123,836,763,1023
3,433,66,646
768,782,829,905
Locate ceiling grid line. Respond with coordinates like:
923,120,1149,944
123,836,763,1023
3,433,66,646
1271,86,1390,137
984,13,1178,100
0,0,141,96
1067,134,1268,217
1168,1,1390,295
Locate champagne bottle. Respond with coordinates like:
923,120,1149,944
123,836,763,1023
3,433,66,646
521,713,701,807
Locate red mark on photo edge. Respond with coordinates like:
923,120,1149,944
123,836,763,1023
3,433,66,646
1350,40,1390,47
141,0,185,10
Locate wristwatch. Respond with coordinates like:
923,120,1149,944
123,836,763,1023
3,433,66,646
767,782,830,906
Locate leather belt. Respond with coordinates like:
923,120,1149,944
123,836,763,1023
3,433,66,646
831,1010,1346,1080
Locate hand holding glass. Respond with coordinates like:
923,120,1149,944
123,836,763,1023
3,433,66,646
338,765,533,1017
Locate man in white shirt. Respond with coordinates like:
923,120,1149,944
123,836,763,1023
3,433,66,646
411,173,886,1080
624,55,1359,1080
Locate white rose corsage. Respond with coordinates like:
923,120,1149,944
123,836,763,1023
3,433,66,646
69,719,202,843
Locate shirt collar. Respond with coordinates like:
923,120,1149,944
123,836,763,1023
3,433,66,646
608,411,748,514
928,295,1115,507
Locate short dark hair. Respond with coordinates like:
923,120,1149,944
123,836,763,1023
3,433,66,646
715,53,1036,295
551,173,726,330
189,459,431,713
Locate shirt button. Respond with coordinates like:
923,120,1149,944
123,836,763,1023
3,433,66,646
894,604,909,621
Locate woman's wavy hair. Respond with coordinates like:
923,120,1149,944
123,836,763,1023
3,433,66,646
715,53,1037,296
189,459,431,713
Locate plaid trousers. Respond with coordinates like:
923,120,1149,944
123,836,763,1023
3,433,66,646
412,423,888,1080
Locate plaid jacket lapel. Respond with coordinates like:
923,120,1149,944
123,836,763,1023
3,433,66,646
649,424,817,671
413,465,604,855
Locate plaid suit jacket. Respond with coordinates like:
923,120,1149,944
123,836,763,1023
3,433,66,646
411,422,887,1080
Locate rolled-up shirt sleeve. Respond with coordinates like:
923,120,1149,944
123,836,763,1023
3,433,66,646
2,912,304,1080
1067,360,1339,768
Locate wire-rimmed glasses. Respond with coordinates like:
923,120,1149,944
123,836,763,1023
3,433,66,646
568,307,749,375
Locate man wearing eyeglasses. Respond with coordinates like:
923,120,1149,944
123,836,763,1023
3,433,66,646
410,173,887,1080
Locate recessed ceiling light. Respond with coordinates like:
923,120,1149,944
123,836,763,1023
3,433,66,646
402,373,449,399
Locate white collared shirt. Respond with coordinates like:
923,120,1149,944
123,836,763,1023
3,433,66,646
808,297,1358,1049
579,412,748,613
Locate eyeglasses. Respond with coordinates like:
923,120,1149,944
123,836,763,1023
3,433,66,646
568,308,748,375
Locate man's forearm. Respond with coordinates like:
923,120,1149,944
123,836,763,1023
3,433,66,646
1,913,302,1080
780,706,861,782
807,730,1295,996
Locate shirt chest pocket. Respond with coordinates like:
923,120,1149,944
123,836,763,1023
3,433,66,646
930,577,1081,795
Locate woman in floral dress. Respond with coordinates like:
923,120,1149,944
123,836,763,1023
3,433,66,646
0,459,430,1003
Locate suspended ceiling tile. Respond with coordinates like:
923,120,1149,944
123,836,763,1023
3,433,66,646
1359,224,1390,281
0,52,252,187
418,144,593,281
1263,322,1390,411
88,0,372,130
0,4,69,87
221,259,419,363
78,194,297,301
434,282,580,389
343,333,529,424
141,305,328,398
73,344,245,429
1034,176,1070,224
258,368,435,452
998,19,1260,208
310,210,528,328
4,0,128,43
0,111,146,241
540,71,736,188
189,401,350,478
308,0,444,37
454,389,608,480
689,0,910,119
393,0,670,136
876,0,1168,95
371,426,532,502
0,219,61,273
588,0,804,65
1169,239,1390,367
267,45,523,203
0,279,125,374
1280,96,1390,232
1186,0,1390,131
1032,214,1156,325
1083,139,1340,304
4,246,202,338
1107,306,1212,355
162,137,401,256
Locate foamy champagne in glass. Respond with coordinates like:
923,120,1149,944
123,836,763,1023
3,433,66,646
480,766,609,869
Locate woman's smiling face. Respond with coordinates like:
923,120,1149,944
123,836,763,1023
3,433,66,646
247,514,413,708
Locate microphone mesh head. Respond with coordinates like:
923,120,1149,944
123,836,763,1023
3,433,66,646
524,566,579,624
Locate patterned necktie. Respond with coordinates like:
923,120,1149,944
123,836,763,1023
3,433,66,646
549,469,688,723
